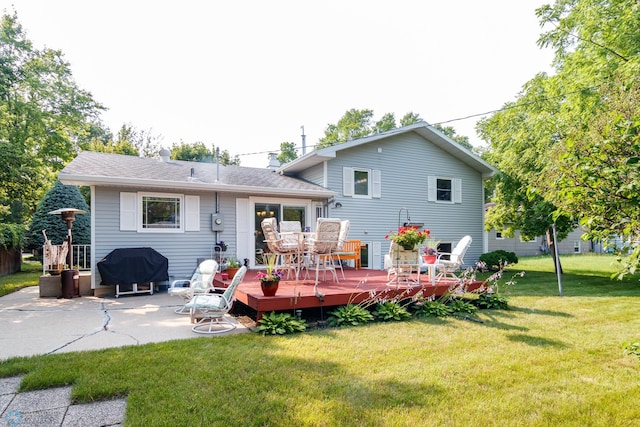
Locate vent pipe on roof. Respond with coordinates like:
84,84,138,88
267,153,280,170
215,147,220,182
159,148,170,162
301,125,306,155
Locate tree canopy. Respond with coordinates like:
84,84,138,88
0,12,103,224
170,141,240,165
315,109,428,149
477,0,640,275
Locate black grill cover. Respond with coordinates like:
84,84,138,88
97,247,169,285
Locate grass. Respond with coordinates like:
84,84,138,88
0,259,43,297
1,254,639,426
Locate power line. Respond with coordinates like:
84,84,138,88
236,79,612,159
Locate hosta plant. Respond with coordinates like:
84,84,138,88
413,299,452,318
372,301,412,322
255,311,306,335
328,304,374,327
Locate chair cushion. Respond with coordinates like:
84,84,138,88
184,294,224,310
168,287,189,297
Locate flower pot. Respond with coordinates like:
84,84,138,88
422,255,437,264
48,265,64,275
226,267,239,280
260,280,279,296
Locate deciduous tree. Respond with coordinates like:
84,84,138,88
0,12,103,224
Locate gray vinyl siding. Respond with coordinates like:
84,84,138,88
298,163,325,186
321,132,486,268
93,187,233,283
487,228,591,257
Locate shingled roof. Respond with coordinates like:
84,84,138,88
59,151,335,198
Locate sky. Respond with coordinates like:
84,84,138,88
3,0,555,168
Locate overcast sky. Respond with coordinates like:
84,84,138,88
3,0,555,167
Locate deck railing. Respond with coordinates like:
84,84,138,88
42,244,91,274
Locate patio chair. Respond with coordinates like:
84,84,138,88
168,259,218,314
186,266,247,334
331,220,353,278
385,241,421,286
261,218,301,279
435,235,472,282
307,218,342,285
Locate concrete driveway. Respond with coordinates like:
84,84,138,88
0,286,250,360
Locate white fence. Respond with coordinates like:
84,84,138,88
42,244,91,274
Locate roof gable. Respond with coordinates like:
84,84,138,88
279,121,497,178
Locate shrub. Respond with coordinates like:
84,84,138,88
372,301,412,322
478,250,518,271
623,342,640,359
447,298,478,315
413,299,452,318
255,312,306,335
0,223,24,250
475,293,509,310
328,304,374,327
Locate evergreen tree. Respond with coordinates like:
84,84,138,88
27,181,91,251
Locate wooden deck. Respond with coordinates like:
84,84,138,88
216,268,485,321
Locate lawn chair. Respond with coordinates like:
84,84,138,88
385,241,421,286
306,218,342,286
186,266,247,334
261,218,301,279
435,235,472,282
168,259,218,314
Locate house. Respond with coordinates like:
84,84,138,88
58,121,496,294
484,203,599,257
278,121,496,271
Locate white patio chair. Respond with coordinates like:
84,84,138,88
186,266,247,334
261,218,301,279
435,235,472,282
385,241,421,286
332,219,351,279
306,218,341,286
168,259,218,314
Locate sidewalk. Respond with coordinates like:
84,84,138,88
1,376,125,426
0,286,250,426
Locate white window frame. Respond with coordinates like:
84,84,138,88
573,241,581,253
343,167,381,199
496,231,504,240
428,176,462,204
138,192,184,233
353,168,371,199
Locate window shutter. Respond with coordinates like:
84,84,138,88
120,192,137,231
454,178,462,203
185,195,200,231
343,167,354,196
427,176,436,201
372,170,381,198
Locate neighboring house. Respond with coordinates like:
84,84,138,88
59,121,496,292
485,228,593,256
483,204,601,256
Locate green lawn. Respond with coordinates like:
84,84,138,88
1,254,639,426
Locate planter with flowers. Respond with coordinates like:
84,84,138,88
256,253,284,296
386,226,430,250
422,237,440,264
